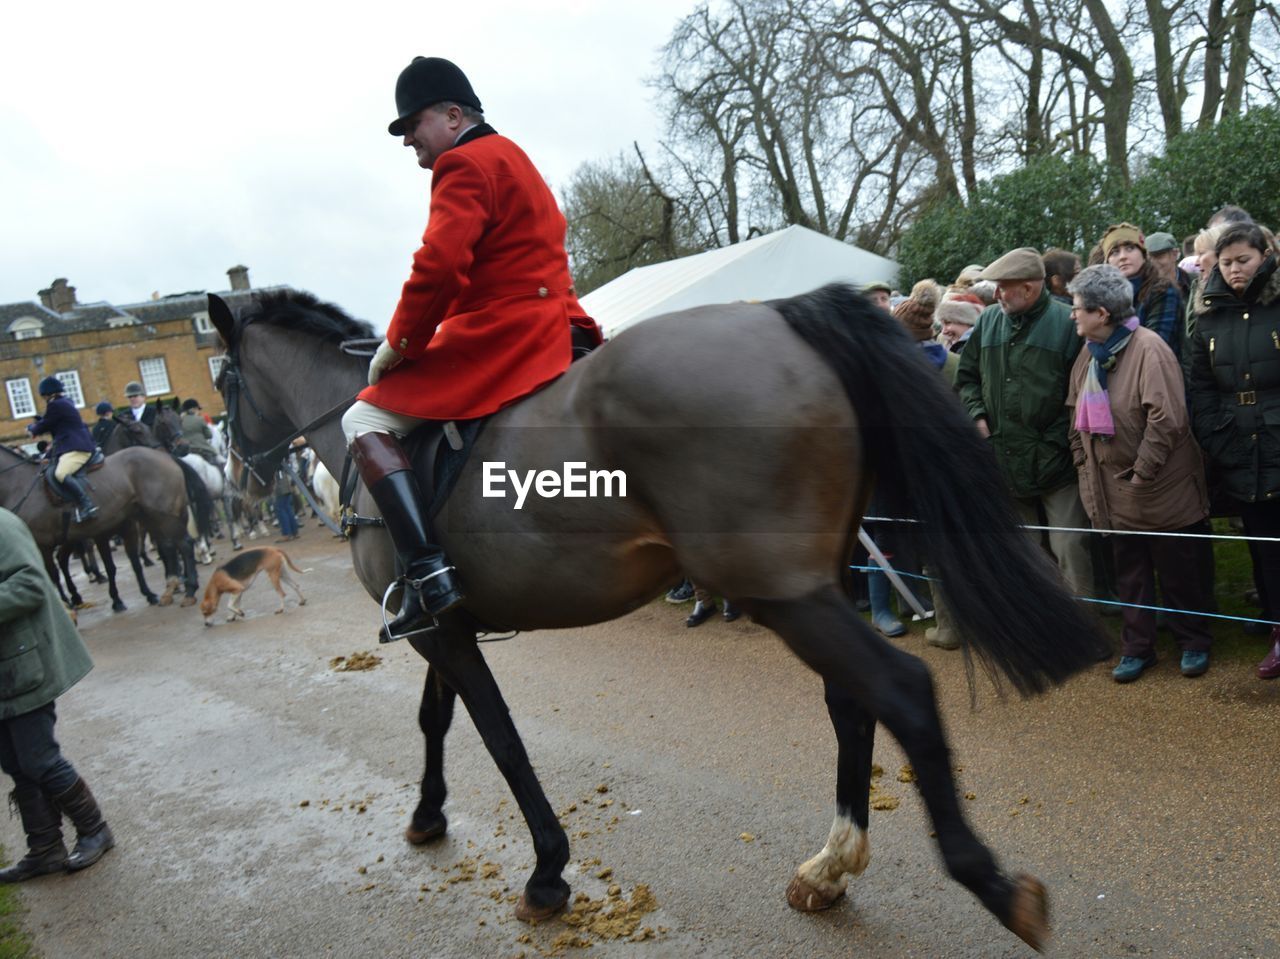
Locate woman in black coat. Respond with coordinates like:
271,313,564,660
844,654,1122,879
1187,222,1280,678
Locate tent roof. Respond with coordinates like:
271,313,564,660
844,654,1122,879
581,225,899,337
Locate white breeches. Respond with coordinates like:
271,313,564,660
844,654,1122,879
341,401,428,445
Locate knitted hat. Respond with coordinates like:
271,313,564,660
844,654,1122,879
1100,223,1146,260
935,293,983,328
892,280,941,341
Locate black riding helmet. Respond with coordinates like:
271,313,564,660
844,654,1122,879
388,57,481,137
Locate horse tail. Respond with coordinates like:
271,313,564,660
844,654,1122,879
773,284,1108,696
175,458,216,540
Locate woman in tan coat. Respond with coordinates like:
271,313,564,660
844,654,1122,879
1065,265,1212,682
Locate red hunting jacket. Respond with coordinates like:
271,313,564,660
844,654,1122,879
360,125,601,420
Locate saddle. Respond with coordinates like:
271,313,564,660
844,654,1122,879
42,449,106,507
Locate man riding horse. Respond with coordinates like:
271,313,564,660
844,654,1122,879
340,56,601,643
26,377,99,524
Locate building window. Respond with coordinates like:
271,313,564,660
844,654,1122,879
194,311,215,335
208,355,227,385
9,318,44,341
6,378,35,418
139,357,171,395
52,370,85,408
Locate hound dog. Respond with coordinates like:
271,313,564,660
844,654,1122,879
201,547,307,625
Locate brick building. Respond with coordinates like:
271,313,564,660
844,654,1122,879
1,266,277,446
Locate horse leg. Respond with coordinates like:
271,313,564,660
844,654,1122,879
406,665,457,844
56,546,84,608
785,682,874,912
223,489,243,551
124,526,159,605
156,540,180,606
81,541,106,584
94,536,126,613
407,628,570,921
179,537,199,605
753,585,1048,952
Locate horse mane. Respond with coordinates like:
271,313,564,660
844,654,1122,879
244,290,376,342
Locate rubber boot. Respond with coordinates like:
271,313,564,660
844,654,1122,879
926,585,961,650
60,472,98,523
51,778,114,872
1258,626,1280,680
350,432,465,643
868,569,906,637
0,785,68,882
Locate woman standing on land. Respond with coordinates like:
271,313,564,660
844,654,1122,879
1066,265,1212,683
1187,222,1280,679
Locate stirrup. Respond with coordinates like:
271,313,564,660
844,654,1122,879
379,571,459,643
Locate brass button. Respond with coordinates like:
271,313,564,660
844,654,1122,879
1244,312,1250,320
538,287,549,298
1246,372,1252,380
399,338,408,350
1253,434,1258,441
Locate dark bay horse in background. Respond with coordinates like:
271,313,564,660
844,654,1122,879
0,444,197,607
209,287,1108,951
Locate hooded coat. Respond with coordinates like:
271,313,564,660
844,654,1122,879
1187,255,1280,504
0,509,93,718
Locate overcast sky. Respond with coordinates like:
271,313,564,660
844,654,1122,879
2,0,696,332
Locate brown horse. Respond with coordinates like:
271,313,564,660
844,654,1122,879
208,287,1107,951
0,444,197,607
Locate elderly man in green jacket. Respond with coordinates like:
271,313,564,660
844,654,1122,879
0,508,114,881
955,247,1095,600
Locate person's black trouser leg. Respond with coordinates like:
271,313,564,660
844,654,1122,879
350,432,465,643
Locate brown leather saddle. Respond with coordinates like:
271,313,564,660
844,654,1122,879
42,449,106,507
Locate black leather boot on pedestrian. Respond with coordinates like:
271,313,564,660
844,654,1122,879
60,472,98,523
350,432,465,643
0,785,68,882
51,777,114,872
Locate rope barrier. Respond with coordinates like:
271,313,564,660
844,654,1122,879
861,514,1280,544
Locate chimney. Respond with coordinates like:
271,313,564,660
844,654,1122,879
227,265,251,291
38,278,78,313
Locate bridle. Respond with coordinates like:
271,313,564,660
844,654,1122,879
217,313,377,492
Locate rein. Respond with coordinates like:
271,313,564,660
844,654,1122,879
220,325,376,492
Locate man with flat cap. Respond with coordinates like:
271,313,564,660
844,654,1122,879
955,247,1094,601
340,56,602,643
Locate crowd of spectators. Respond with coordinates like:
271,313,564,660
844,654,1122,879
870,204,1280,683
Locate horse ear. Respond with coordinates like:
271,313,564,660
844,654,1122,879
208,294,238,346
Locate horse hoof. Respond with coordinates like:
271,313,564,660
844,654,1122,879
112,601,127,613
515,887,570,923
181,596,197,608
405,813,447,845
146,595,160,606
1005,873,1049,952
786,874,845,912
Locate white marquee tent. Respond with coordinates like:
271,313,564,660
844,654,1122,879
580,224,899,338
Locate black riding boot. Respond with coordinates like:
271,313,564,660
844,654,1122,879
60,472,98,523
350,432,465,643
0,785,68,882
51,777,114,872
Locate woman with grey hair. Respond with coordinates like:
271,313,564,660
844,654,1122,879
1066,264,1212,682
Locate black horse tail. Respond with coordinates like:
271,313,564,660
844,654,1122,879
774,284,1108,696
175,458,216,540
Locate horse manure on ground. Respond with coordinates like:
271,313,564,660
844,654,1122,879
559,883,658,942
329,651,382,672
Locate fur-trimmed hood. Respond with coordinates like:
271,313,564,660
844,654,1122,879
1195,254,1280,315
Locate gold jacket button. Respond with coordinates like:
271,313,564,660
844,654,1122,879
538,287,548,298
399,338,408,350
1243,312,1250,320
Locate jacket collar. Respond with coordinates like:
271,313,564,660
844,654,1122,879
455,123,497,148
1202,254,1280,309
1006,283,1053,330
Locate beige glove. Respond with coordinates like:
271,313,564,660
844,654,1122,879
368,340,404,386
